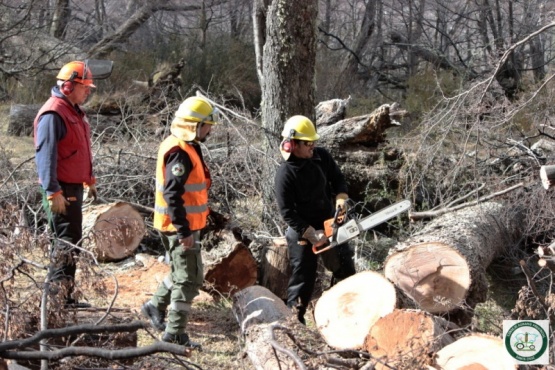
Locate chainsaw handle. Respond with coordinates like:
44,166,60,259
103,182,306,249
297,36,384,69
312,240,336,254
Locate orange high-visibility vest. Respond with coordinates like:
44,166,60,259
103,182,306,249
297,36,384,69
153,135,209,232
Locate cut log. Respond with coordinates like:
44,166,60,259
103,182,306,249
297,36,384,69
364,309,457,369
314,270,396,350
433,334,517,370
82,202,146,262
260,237,290,300
540,165,555,190
204,242,257,296
384,202,523,314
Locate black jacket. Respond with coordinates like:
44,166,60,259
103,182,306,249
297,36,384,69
275,147,348,234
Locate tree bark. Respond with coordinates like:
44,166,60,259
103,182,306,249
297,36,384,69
364,309,457,369
433,334,517,370
256,0,319,229
313,271,396,350
203,242,257,296
82,202,146,262
384,202,523,314
232,286,296,370
318,104,400,150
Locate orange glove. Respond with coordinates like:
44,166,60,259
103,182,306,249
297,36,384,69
48,192,70,215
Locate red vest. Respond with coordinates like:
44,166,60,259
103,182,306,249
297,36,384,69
154,136,210,232
33,96,94,184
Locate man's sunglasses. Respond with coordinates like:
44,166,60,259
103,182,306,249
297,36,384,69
299,140,315,147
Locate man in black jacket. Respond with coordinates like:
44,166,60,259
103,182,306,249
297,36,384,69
274,115,356,324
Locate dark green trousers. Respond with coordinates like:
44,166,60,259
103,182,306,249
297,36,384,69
151,231,203,335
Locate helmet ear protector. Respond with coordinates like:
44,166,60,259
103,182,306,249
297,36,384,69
280,129,297,153
61,71,78,95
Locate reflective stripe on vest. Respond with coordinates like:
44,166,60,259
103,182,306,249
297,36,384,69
153,136,209,232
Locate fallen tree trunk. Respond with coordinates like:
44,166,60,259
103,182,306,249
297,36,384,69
314,271,396,350
203,242,257,296
364,309,457,369
232,286,296,370
384,202,523,315
318,104,400,150
82,202,146,262
433,334,517,369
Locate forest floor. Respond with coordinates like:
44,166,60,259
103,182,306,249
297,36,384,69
79,253,252,370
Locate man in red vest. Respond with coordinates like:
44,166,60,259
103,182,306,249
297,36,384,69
34,61,97,308
142,96,218,348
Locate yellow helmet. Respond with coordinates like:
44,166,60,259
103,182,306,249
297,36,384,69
281,115,319,141
56,61,96,87
174,96,218,124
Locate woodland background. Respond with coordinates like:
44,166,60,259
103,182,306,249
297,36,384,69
2,0,555,369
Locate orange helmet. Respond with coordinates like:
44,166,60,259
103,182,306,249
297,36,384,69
56,61,96,87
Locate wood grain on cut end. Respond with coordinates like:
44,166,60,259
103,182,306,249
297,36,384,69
314,271,396,350
385,242,471,313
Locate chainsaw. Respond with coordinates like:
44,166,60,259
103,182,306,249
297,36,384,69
312,199,412,254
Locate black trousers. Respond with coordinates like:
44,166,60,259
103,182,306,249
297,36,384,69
285,227,356,310
46,183,84,285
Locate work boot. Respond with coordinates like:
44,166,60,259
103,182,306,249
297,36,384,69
161,332,202,350
288,303,306,325
141,301,166,331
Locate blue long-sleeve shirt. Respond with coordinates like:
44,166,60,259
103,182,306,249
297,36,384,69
35,110,67,196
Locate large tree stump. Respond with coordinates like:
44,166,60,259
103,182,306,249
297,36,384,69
82,202,146,262
260,237,290,300
314,271,396,350
364,309,457,369
433,334,517,370
204,242,257,296
384,202,523,314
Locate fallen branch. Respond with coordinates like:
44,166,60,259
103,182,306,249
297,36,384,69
0,341,191,361
0,322,147,352
409,182,523,221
